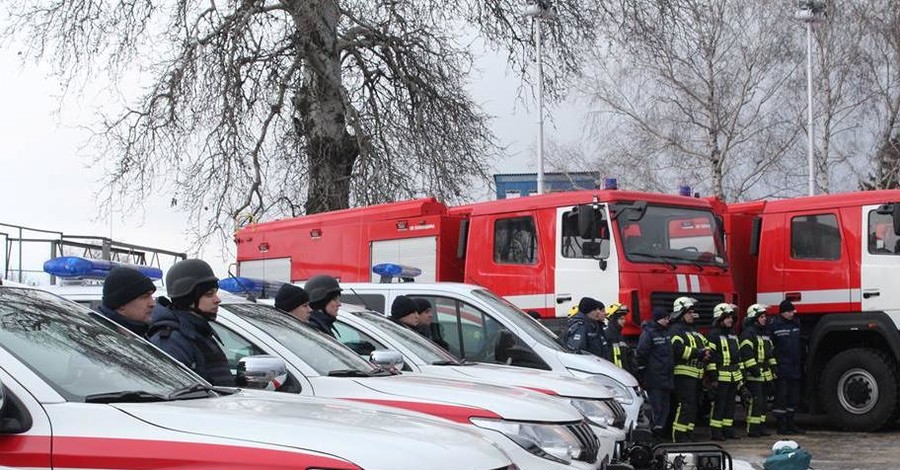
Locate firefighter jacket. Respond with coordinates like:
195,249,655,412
563,312,610,359
740,322,777,382
604,320,631,370
636,321,674,390
670,321,712,379
769,315,803,380
706,325,743,383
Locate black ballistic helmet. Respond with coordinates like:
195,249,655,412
166,259,219,301
304,275,342,306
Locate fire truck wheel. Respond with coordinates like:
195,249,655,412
820,348,899,431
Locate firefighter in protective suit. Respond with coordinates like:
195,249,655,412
706,303,744,440
740,303,777,437
604,302,634,373
669,296,712,442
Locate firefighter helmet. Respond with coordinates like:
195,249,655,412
567,304,579,317
746,303,769,320
671,296,697,320
713,303,737,323
606,302,629,317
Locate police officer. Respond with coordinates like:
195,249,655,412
706,303,743,440
274,284,312,323
390,295,419,330
97,266,156,337
305,275,342,338
563,297,610,358
740,303,777,437
669,296,712,442
148,259,235,386
604,302,633,372
636,307,674,442
770,300,805,435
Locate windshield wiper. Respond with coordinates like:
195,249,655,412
327,369,376,377
167,383,221,400
85,390,168,404
430,360,462,366
630,251,677,270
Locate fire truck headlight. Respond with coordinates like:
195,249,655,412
470,418,582,465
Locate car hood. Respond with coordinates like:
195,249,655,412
309,374,583,423
111,391,511,470
420,363,614,400
557,350,639,387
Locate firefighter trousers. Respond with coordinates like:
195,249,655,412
709,381,737,432
672,375,700,442
746,380,769,435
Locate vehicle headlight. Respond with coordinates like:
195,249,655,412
470,418,583,464
569,398,616,427
567,369,634,406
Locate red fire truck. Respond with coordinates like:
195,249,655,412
725,190,900,431
233,188,734,336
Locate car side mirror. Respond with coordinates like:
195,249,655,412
237,355,288,391
370,350,405,370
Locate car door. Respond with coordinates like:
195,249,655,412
860,204,900,319
0,368,52,468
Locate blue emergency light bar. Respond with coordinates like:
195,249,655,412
218,276,286,297
372,263,422,281
43,256,163,280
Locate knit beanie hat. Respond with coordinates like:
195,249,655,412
102,266,156,309
391,295,419,320
779,299,796,313
413,297,433,314
578,297,605,314
652,307,669,322
275,284,310,312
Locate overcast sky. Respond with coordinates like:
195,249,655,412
0,38,586,281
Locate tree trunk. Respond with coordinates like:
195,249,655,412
292,0,359,215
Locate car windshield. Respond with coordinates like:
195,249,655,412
352,310,459,365
0,287,200,401
224,303,378,376
616,204,726,267
470,289,566,352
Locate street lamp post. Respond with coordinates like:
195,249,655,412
795,1,826,197
524,0,555,195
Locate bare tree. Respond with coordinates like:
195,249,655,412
579,0,802,202
3,0,610,245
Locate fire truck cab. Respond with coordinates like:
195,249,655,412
726,190,900,431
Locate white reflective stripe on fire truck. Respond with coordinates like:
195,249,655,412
676,274,701,293
505,293,556,310
757,288,862,306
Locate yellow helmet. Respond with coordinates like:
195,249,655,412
606,302,629,316
746,303,769,320
713,303,737,322
567,304,579,316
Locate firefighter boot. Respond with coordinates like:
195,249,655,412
776,416,790,435
673,431,691,443
723,427,739,439
747,424,762,438
787,415,806,435
709,428,725,441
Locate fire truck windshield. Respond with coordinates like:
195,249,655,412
616,204,725,267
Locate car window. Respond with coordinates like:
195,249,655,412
471,289,566,352
354,311,459,365
224,304,378,375
210,322,268,371
429,295,517,363
0,287,199,401
333,321,386,356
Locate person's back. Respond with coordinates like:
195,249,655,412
148,259,235,386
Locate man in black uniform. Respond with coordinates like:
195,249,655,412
770,300,805,435
740,303,776,437
604,302,634,373
563,297,610,359
669,296,711,442
305,275,343,338
706,303,743,440
96,266,156,337
149,259,235,386
636,307,674,442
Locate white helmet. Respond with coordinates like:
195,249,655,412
746,303,768,320
671,296,698,321
713,303,737,322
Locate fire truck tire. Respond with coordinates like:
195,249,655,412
820,348,899,431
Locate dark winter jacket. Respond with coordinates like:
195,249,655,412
636,321,674,390
148,302,235,386
417,323,451,350
706,325,743,382
308,309,338,338
563,312,610,359
670,321,712,379
604,320,633,371
96,304,149,338
769,315,803,379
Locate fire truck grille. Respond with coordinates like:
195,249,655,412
650,292,726,327
567,421,599,463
